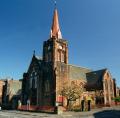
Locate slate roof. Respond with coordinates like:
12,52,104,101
68,64,92,81
86,69,107,90
34,55,107,88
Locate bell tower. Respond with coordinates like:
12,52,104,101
43,7,68,66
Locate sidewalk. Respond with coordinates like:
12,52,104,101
63,105,120,117
1,105,120,118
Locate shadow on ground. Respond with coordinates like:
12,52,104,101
94,110,120,118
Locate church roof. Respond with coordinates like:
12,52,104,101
86,69,107,90
68,64,92,81
33,55,107,88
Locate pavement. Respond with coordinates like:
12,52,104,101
0,106,120,118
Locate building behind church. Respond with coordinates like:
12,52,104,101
21,7,117,111
0,80,5,106
2,79,22,109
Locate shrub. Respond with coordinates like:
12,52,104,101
113,97,120,102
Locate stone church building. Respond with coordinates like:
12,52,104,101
21,8,116,111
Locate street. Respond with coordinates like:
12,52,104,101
0,106,120,118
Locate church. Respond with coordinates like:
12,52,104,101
21,7,116,111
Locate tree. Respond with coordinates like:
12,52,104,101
59,81,85,109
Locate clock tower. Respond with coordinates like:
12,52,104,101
43,8,68,67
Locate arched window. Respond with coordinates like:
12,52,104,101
32,78,35,89
61,52,64,62
48,52,51,61
30,71,37,89
58,51,61,61
105,80,108,91
45,80,50,92
35,76,37,88
46,54,48,62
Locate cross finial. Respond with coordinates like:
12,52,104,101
54,0,57,8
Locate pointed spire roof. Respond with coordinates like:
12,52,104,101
50,8,62,39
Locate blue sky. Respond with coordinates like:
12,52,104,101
0,0,120,86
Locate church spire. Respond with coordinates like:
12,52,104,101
50,2,62,39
